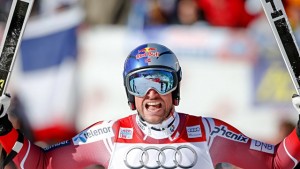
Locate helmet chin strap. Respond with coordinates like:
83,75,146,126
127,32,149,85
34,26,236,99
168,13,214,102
136,107,179,140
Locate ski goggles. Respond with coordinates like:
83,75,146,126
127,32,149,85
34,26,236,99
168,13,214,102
125,68,178,97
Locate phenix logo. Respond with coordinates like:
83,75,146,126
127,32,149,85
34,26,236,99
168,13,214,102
210,125,249,143
136,47,160,59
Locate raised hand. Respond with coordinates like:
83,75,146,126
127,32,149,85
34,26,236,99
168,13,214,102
292,94,300,140
0,93,12,136
0,93,11,118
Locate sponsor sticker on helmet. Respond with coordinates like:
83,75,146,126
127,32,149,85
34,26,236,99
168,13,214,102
136,47,159,61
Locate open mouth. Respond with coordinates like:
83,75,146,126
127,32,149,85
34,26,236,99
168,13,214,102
145,102,162,110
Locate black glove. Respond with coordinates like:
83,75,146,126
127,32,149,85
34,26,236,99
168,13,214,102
292,94,300,139
0,94,23,168
0,93,12,136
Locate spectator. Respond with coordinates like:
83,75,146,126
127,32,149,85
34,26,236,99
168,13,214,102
196,0,258,28
175,0,202,25
284,0,300,30
83,0,131,25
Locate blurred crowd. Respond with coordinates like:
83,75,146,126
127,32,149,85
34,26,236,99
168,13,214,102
84,0,259,27
0,0,300,168
82,0,300,29
1,0,299,29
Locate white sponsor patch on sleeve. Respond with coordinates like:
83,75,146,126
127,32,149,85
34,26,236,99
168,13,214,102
250,140,275,154
73,122,114,145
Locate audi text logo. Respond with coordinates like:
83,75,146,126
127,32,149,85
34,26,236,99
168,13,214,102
124,145,197,168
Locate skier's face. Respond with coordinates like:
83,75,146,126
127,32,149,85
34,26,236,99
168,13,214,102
135,89,174,124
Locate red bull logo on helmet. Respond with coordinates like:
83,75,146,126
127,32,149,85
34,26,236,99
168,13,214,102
136,47,160,60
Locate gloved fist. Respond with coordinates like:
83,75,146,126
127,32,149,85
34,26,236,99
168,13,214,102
0,93,12,136
292,94,300,114
293,94,300,140
0,93,11,118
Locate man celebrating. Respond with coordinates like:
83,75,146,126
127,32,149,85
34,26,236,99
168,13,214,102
0,43,300,168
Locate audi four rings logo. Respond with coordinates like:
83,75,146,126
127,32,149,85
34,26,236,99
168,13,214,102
124,145,198,168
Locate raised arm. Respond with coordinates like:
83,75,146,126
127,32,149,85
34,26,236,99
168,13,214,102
0,94,114,169
204,95,300,169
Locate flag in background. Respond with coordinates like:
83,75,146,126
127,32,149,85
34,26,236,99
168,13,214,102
15,4,84,143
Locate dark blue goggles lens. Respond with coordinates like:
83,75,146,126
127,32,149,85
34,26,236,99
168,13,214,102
126,69,178,97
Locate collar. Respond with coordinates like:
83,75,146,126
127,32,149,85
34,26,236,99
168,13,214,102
136,111,180,140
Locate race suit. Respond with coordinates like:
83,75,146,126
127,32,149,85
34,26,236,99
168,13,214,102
0,111,300,169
